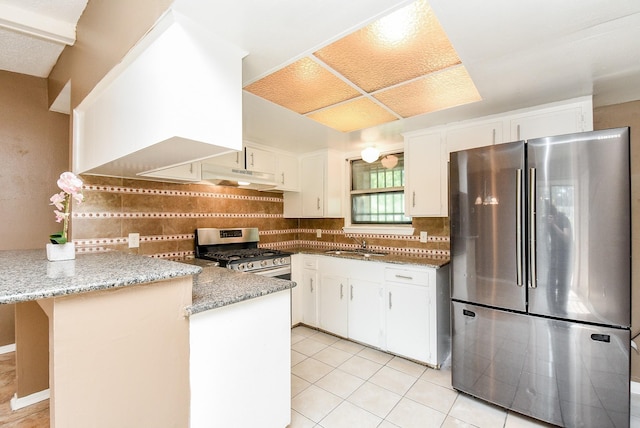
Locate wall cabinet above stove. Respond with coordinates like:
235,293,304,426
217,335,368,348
72,9,247,179
200,142,298,190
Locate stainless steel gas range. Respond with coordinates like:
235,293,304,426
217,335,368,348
195,228,291,279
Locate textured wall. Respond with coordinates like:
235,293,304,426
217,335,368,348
0,71,69,347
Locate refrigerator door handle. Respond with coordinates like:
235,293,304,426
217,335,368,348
528,167,537,289
516,169,523,287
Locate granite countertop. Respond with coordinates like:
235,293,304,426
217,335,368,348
187,266,296,316
287,247,449,269
0,250,201,304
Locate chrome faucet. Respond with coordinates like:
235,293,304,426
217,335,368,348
350,235,367,249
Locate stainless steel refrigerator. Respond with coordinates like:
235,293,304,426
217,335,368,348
449,128,631,427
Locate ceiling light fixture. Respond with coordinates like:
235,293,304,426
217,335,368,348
361,147,380,163
381,154,399,169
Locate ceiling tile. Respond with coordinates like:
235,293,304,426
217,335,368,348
306,97,398,132
313,0,460,93
373,66,481,118
243,56,361,114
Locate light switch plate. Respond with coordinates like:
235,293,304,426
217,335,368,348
419,231,428,243
128,233,140,248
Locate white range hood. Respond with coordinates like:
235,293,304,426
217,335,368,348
200,163,278,191
72,9,247,179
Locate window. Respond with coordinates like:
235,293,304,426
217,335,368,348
350,153,411,224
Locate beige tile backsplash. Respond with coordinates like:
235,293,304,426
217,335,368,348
71,175,449,259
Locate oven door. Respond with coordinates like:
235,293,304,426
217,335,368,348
252,265,291,280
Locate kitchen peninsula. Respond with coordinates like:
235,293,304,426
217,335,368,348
0,250,295,428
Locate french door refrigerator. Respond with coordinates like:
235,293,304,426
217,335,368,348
449,128,631,427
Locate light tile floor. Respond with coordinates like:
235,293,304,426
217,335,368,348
291,326,640,428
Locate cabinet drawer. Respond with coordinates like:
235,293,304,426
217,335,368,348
385,267,429,286
303,257,318,270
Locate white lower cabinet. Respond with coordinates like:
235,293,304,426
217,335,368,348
318,274,348,337
301,256,319,327
294,255,450,367
348,277,384,349
385,267,433,363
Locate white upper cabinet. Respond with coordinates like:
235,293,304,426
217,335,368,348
73,9,247,179
275,153,300,192
404,96,593,217
509,101,593,141
245,146,277,173
284,149,343,218
404,131,443,217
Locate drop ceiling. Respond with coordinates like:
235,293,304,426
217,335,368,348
4,0,640,155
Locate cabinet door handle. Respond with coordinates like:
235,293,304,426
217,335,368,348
492,128,496,144
235,152,240,165
250,152,255,167
317,197,320,210
350,285,353,300
395,274,413,280
517,124,521,140
310,278,314,293
389,292,393,309
281,172,285,185
340,283,344,299
412,191,416,208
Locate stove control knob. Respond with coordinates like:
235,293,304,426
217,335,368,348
247,262,254,269
237,263,245,271
260,260,268,268
273,258,280,265
281,258,289,265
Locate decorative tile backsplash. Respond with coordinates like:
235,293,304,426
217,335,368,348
72,175,449,259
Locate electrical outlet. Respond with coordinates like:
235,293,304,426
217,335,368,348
128,233,140,248
420,231,428,243
316,229,322,238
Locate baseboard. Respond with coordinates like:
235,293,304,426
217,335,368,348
10,389,50,411
632,381,640,395
0,343,16,354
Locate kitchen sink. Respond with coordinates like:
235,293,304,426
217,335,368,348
324,249,388,257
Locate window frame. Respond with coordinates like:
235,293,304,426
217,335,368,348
344,150,414,235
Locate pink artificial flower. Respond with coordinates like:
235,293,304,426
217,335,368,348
57,172,83,196
50,192,66,211
54,210,65,223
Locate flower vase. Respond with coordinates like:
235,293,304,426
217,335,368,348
46,242,76,262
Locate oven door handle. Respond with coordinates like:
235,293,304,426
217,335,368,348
250,265,292,278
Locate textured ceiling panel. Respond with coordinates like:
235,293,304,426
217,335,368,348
313,0,460,93
373,66,481,118
306,98,398,133
0,27,64,77
243,57,361,114
242,0,480,133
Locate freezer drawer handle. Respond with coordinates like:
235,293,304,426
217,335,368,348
591,334,611,343
462,309,476,318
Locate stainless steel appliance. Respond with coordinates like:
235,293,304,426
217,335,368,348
449,128,631,427
195,228,291,279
